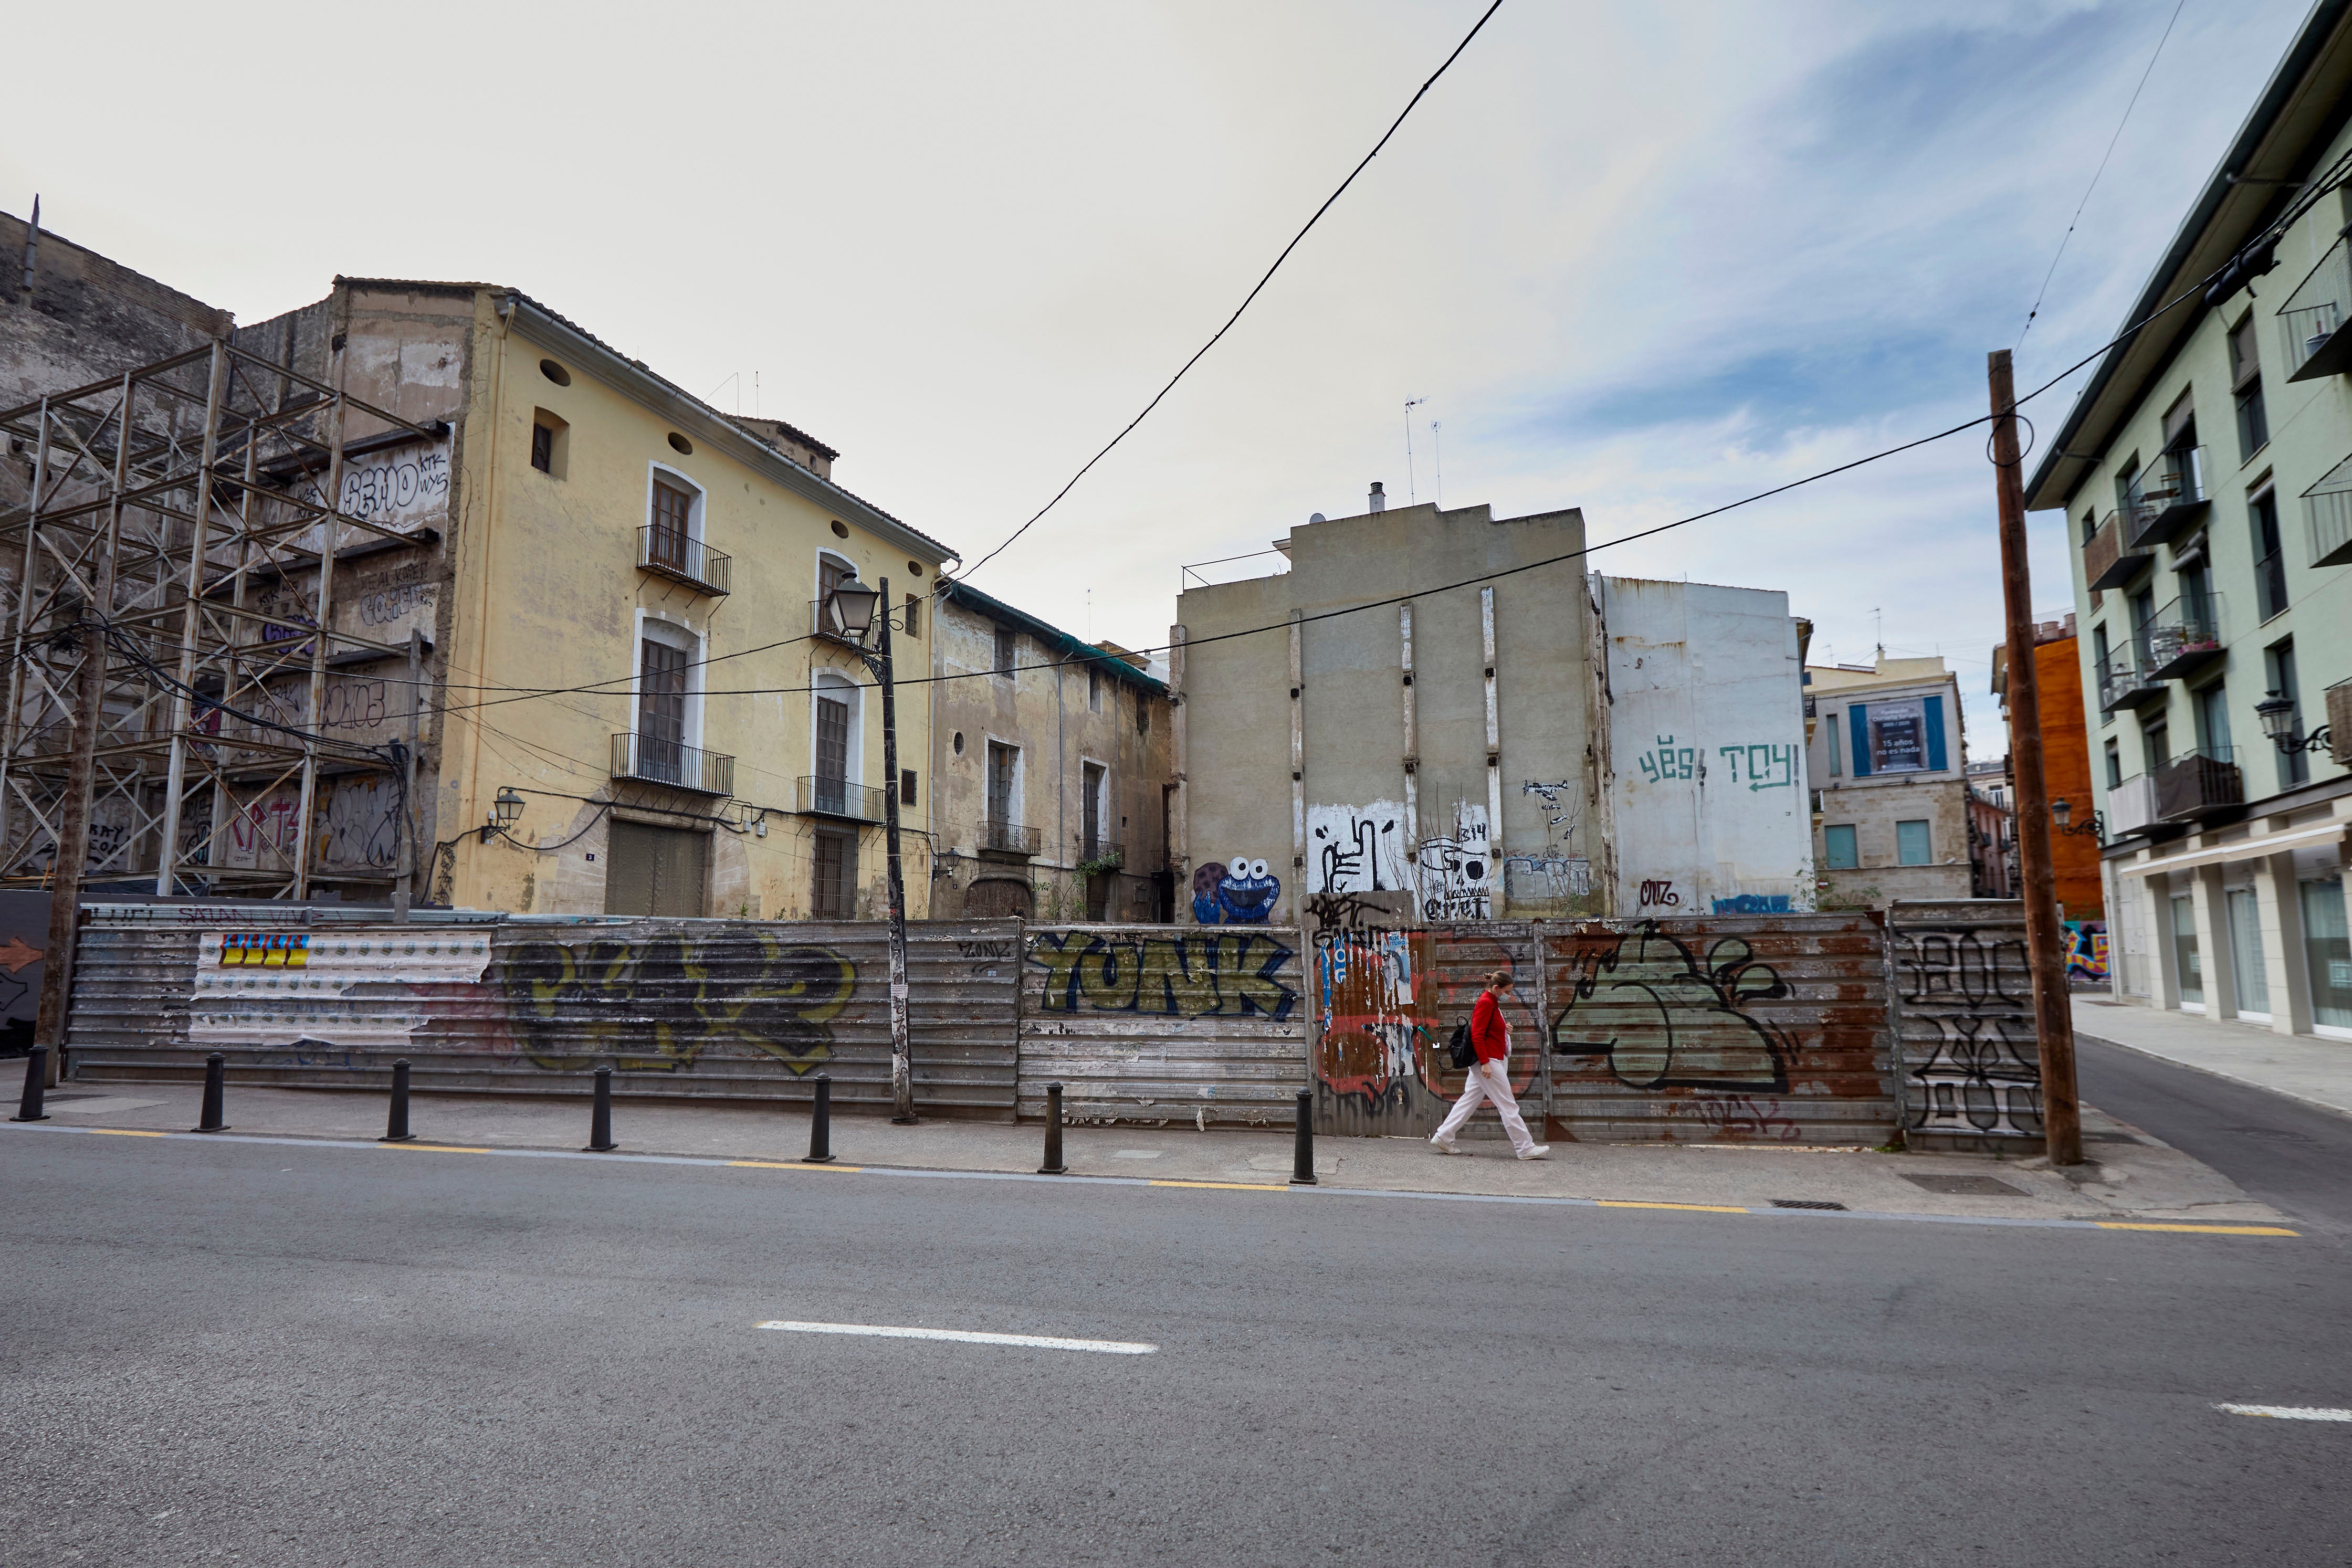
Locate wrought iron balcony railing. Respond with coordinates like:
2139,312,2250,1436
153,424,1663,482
980,819,1041,856
637,525,731,596
2096,651,2165,714
2152,748,2243,822
2138,592,2224,681
2122,446,2208,550
811,598,869,648
611,732,734,795
795,774,886,823
1078,840,1126,870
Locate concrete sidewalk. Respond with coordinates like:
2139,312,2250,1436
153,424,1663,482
2073,996,2352,1121
8,1065,2292,1231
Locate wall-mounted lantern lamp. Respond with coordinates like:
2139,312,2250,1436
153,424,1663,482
823,572,881,644
2050,797,2104,841
481,786,524,843
2256,689,2332,754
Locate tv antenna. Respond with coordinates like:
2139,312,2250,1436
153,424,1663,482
1404,398,1426,502
1430,420,1443,510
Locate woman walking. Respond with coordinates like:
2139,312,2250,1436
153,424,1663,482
1431,970,1549,1159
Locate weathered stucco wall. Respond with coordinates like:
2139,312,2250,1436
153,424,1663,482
1598,576,1812,917
1,209,231,407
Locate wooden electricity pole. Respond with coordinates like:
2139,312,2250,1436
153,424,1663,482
1987,349,2082,1166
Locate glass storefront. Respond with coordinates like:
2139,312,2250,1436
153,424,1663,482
2172,893,2203,1006
2227,888,2270,1016
2302,878,2352,1032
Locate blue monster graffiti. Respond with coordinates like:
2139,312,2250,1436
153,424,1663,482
1193,855,1280,925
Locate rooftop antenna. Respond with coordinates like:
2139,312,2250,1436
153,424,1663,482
754,369,760,419
1403,398,1426,502
1873,607,1884,659
1430,420,1443,510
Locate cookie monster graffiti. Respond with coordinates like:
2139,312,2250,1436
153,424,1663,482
1192,855,1280,924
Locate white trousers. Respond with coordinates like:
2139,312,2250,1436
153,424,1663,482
1433,1059,1537,1153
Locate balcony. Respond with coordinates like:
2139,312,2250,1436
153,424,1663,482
2122,447,2208,550
2152,748,2243,822
1078,840,1126,870
2305,455,2352,568
2096,651,2165,714
2107,774,2159,837
637,525,730,596
611,732,734,795
795,774,886,824
2138,592,2223,681
2278,233,2352,382
2083,510,2152,591
979,819,1041,857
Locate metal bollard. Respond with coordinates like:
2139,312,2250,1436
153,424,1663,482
1289,1088,1317,1185
380,1058,417,1143
9,1046,50,1123
804,1073,835,1164
191,1051,229,1133
1038,1081,1067,1175
584,1065,617,1152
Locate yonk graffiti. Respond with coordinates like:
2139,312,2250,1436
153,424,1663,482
503,934,856,1073
1192,856,1280,924
1028,930,1297,1020
1550,923,1792,1091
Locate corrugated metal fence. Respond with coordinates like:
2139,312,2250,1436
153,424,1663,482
1887,899,2040,1152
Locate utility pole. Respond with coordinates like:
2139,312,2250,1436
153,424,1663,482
1987,348,2082,1166
876,577,915,1122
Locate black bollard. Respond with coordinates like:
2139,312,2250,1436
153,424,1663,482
584,1065,616,1152
9,1046,50,1123
1289,1088,1317,1185
191,1051,229,1133
1038,1081,1067,1175
804,1073,835,1164
380,1058,417,1143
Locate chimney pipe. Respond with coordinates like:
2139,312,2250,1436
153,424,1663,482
1368,480,1386,514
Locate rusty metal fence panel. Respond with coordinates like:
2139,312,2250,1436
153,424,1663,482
1543,914,1892,1144
1017,923,1306,1126
66,914,1024,1117
1887,900,2040,1151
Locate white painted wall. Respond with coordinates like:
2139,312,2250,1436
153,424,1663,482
1598,576,1813,915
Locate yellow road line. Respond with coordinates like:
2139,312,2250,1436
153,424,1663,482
380,1143,493,1154
2095,1222,2299,1236
728,1160,864,1173
1596,1199,1750,1213
88,1128,171,1138
1149,1178,1289,1191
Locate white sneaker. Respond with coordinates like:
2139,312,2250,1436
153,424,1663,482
1516,1144,1552,1161
1430,1135,1464,1155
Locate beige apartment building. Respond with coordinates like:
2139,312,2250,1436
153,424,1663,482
927,580,1173,923
1804,656,1971,907
2028,3,2352,1040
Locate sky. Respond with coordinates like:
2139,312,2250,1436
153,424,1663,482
1,0,2315,755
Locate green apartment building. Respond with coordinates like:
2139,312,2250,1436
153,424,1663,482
2029,0,2352,1041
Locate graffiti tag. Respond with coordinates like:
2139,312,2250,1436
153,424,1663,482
1027,931,1297,1020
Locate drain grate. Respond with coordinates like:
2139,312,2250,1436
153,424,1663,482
1902,1173,2027,1197
1768,1198,1848,1211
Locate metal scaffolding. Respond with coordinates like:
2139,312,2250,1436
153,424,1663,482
0,336,439,917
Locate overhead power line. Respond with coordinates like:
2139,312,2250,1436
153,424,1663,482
956,0,1508,582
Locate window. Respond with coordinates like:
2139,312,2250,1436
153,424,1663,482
636,636,689,783
602,820,707,917
900,769,917,807
2082,508,2099,549
902,593,920,641
2172,894,2203,1005
986,742,1018,829
1823,824,1858,869
649,477,695,574
812,827,857,919
2105,738,2122,789
2143,717,2170,770
814,689,850,812
1088,664,1103,713
2266,640,2308,789
992,626,1017,676
2302,878,2352,1030
2251,490,2287,620
2231,315,2268,462
1137,696,1150,734
1896,819,1931,866
530,409,568,477
1825,712,1841,776
2228,887,2271,1016
2194,681,2231,759
1081,762,1106,857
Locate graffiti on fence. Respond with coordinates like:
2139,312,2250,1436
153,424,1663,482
1028,930,1297,1020
1550,923,1791,1091
2064,922,2108,984
1896,925,2040,1138
1312,927,1425,1105
1192,856,1281,924
1302,889,1417,931
502,934,856,1073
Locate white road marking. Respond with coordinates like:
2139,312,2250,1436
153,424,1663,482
757,1320,1156,1355
2216,1404,2352,1421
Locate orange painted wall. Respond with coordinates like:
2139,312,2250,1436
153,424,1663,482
2034,636,2103,920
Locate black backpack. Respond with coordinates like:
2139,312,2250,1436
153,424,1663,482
1447,1019,1477,1069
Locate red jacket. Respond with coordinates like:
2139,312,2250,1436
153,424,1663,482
1470,991,1509,1062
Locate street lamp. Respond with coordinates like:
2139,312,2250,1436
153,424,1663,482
481,786,524,843
2256,688,2332,754
2049,797,2104,841
821,570,917,1123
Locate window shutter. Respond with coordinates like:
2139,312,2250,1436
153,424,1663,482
1849,704,1871,777
1924,695,1948,771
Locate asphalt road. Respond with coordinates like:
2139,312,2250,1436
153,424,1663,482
2,1128,2346,1567
2078,1036,2352,1243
